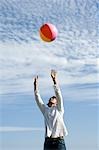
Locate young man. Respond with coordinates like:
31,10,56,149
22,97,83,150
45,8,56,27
34,70,68,150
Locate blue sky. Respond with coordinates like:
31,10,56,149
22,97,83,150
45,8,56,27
0,0,99,150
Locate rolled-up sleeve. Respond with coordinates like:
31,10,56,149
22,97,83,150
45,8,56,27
53,85,64,114
34,90,45,115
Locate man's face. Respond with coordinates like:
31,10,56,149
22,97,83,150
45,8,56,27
48,97,57,107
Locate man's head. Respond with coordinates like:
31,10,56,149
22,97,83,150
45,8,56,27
47,96,57,107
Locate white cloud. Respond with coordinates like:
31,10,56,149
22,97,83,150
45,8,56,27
0,0,98,101
0,127,44,132
0,40,98,96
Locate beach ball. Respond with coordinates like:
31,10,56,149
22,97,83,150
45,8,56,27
39,23,58,42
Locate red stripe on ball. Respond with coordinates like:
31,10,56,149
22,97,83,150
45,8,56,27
40,24,53,40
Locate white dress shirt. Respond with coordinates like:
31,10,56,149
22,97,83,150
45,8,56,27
34,84,68,138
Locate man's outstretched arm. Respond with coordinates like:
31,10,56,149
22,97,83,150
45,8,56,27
51,70,64,114
34,76,45,114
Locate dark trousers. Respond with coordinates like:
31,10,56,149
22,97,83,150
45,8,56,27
44,137,66,150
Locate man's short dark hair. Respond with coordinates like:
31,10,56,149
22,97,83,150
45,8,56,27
49,96,56,101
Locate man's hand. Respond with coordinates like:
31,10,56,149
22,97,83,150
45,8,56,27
34,76,38,91
51,70,57,85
